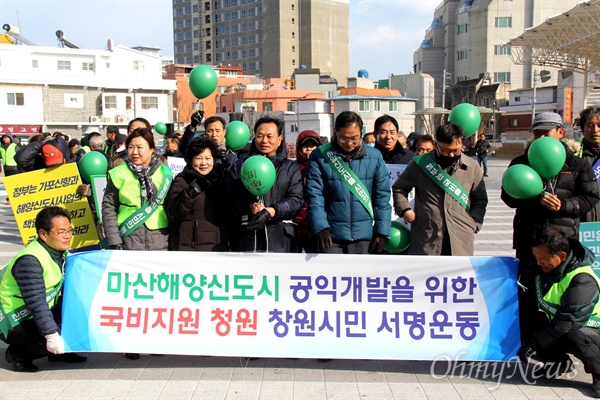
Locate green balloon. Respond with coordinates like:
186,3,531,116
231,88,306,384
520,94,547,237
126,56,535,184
155,122,167,135
226,121,251,151
78,151,108,184
527,136,566,178
240,155,276,197
449,103,481,138
502,164,544,199
189,65,218,99
384,221,411,253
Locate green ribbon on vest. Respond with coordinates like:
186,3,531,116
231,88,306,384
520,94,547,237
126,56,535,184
415,153,470,210
319,142,374,220
535,273,600,330
118,167,173,239
0,268,63,337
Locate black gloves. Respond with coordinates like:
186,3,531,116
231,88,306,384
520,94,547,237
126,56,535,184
109,244,123,250
247,209,271,231
186,181,203,197
369,235,387,254
316,229,333,251
517,341,536,364
190,110,204,128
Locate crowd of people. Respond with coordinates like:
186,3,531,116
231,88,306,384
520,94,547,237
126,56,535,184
1,107,599,398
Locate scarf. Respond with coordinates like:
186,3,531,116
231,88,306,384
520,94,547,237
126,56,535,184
584,139,600,155
125,154,161,203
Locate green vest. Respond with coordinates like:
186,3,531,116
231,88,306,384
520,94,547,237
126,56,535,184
540,265,600,330
0,239,64,324
81,145,91,154
108,162,170,230
0,143,17,167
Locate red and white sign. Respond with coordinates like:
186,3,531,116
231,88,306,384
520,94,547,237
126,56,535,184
0,126,42,135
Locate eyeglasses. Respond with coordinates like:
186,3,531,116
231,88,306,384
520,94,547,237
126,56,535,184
338,136,361,144
49,229,74,238
436,143,462,156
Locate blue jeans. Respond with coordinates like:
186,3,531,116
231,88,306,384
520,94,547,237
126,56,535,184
477,154,488,174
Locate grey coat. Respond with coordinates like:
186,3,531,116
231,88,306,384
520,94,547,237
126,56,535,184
102,164,169,251
392,151,488,256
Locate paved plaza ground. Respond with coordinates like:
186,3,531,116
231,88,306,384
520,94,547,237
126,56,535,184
0,157,597,399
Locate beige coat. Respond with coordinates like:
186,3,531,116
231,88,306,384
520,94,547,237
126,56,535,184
392,151,488,256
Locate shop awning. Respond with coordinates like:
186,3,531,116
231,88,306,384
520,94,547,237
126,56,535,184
0,126,43,135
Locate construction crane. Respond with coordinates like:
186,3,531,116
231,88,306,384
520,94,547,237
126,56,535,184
2,23,36,45
56,30,79,49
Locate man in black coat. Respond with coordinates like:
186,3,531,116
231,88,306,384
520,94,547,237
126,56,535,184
229,116,303,252
501,112,600,340
373,114,414,164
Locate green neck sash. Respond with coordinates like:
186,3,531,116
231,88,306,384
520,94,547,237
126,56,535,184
415,153,470,210
319,142,374,220
119,165,173,238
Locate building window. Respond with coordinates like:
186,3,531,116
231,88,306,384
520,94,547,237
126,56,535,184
175,7,183,16
194,55,200,64
104,95,117,109
141,96,159,110
214,0,220,9
292,45,295,52
206,40,212,49
206,54,212,62
185,5,191,13
57,60,71,70
133,61,144,71
231,11,237,19
287,102,296,112
292,32,295,38
232,37,238,45
193,17,199,25
176,20,183,29
82,62,94,71
494,72,511,83
249,7,255,17
194,30,199,38
509,118,518,127
205,15,210,23
292,18,295,24
457,24,468,34
263,102,273,112
292,59,295,66
205,1,211,10
193,4,198,12
232,50,238,59
515,96,521,102
249,48,256,57
494,45,511,55
389,101,398,112
292,4,295,10
32,60,38,68
359,100,370,111
495,17,512,27
457,50,468,60
374,100,381,111
7,93,24,106
249,21,255,30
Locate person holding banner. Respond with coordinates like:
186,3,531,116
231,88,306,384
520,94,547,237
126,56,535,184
518,226,600,397
229,116,303,252
166,136,230,251
0,207,87,372
575,106,600,222
306,111,391,254
501,112,599,340
102,128,173,252
392,122,488,256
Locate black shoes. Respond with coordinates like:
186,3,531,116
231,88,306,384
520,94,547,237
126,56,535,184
125,353,140,360
5,350,38,373
48,353,87,363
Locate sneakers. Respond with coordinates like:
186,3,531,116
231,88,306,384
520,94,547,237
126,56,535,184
484,173,489,177
48,353,87,363
5,350,38,373
593,374,600,398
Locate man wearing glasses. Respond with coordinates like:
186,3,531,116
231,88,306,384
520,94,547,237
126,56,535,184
306,111,391,254
392,122,488,256
0,206,87,372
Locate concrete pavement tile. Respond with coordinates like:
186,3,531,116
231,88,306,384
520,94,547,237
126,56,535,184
323,370,356,382
190,391,226,400
94,380,136,392
357,392,394,399
379,360,413,374
355,381,392,393
200,367,234,380
388,382,427,399
54,389,96,399
224,387,261,400
30,378,71,391
63,379,102,391
106,368,144,380
194,380,231,392
72,368,113,380
349,360,381,372
291,369,324,382
259,380,293,391
227,381,262,395
168,368,204,380
419,382,461,399
292,390,327,400
354,371,387,383
551,385,592,399
262,368,293,381
162,380,199,392
514,383,562,399
293,381,326,391
0,390,28,399
324,381,359,395
156,390,194,400
384,372,419,383
19,390,61,399
137,367,174,380
451,382,495,399
257,390,293,399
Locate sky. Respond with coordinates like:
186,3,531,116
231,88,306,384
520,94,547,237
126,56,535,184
0,0,440,81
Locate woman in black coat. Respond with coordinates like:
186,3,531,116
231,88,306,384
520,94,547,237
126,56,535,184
166,136,230,251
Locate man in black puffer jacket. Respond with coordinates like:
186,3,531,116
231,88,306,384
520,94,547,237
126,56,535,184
228,116,303,252
501,112,600,341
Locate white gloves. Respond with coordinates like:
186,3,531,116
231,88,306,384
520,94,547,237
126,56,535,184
45,332,65,354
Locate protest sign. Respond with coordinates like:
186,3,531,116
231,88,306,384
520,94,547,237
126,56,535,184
579,222,600,278
3,164,99,248
168,157,186,178
62,252,520,361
